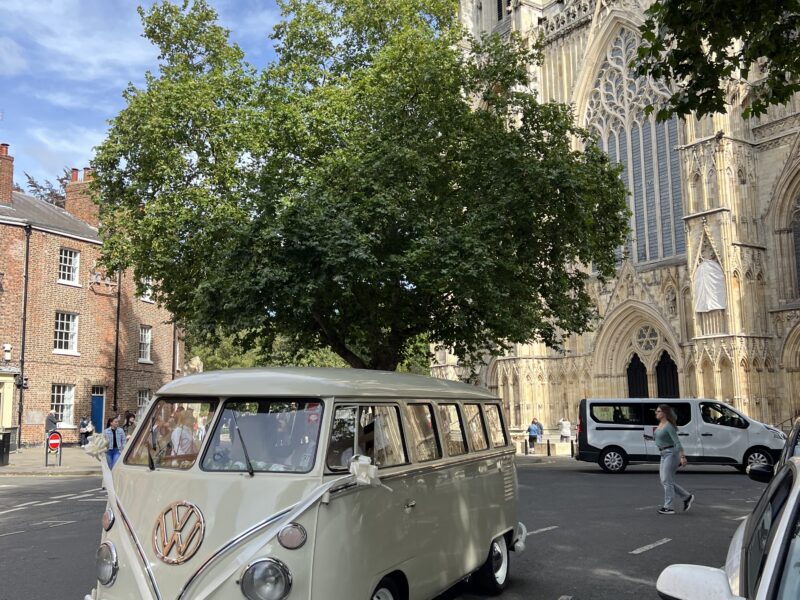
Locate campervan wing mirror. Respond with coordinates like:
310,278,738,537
656,565,744,600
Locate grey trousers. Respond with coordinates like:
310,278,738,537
660,448,690,509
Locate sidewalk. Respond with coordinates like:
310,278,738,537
0,445,102,476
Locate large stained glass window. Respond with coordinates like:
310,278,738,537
585,28,686,263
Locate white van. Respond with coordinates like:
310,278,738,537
575,398,786,473
84,368,526,600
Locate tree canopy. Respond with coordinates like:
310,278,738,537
93,0,628,371
24,168,70,207
637,0,800,119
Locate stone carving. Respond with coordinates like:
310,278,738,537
543,0,595,41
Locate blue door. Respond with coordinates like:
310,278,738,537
91,394,104,435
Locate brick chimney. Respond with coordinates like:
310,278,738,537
64,167,100,227
0,143,13,205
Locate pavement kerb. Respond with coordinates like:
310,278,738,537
1,445,102,477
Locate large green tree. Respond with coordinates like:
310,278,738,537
637,0,800,119
93,0,628,371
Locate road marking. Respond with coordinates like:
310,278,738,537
630,538,672,555
33,500,60,507
35,520,76,528
733,516,748,521
0,530,24,538
527,526,559,537
635,505,660,511
0,485,18,489
49,493,77,500
69,494,94,500
80,487,104,493
79,498,107,502
0,507,28,516
558,596,574,600
13,501,39,508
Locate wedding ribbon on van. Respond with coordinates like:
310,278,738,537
179,458,393,600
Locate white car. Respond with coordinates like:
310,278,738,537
656,457,800,599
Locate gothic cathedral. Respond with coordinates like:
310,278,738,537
433,0,800,433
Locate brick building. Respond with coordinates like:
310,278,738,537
0,143,183,446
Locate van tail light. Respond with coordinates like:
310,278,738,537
577,416,582,434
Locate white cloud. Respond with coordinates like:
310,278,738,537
27,124,106,159
0,37,28,75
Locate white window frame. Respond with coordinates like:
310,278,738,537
138,325,152,363
57,248,81,286
137,389,151,409
53,312,79,355
140,278,154,303
51,384,75,427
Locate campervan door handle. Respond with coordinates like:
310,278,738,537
701,433,713,437
405,499,417,509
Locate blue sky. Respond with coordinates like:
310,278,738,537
0,0,281,192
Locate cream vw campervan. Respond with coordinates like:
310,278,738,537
576,397,786,473
85,369,526,600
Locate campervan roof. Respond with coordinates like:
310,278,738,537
157,367,497,400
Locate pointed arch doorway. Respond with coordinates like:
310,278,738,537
627,353,649,397
656,351,680,398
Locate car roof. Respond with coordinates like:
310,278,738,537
583,398,714,402
157,367,498,400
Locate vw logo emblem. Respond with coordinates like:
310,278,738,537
152,501,205,564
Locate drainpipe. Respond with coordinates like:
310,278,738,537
113,271,122,413
16,225,32,438
171,323,177,380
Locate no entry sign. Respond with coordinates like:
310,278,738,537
47,431,62,452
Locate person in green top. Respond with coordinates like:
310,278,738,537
655,404,694,515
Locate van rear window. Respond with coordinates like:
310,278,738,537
484,404,507,447
403,404,441,462
590,403,643,425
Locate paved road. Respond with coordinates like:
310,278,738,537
0,458,765,599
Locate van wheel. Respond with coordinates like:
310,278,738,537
371,577,400,600
743,448,773,470
599,448,628,473
474,535,510,595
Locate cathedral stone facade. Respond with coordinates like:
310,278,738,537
433,0,800,435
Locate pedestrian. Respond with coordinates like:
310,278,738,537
78,415,93,447
122,412,136,437
559,416,571,442
103,416,126,469
527,418,542,453
655,404,694,515
45,409,58,434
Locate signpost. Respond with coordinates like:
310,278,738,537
45,431,62,466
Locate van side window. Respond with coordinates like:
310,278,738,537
438,404,468,457
464,404,489,451
326,405,408,470
700,402,747,429
590,403,643,425
643,403,692,427
484,404,507,447
403,404,441,462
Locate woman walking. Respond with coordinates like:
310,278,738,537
655,404,694,515
103,416,126,469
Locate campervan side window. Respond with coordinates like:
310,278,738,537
438,404,468,457
643,403,692,427
464,404,489,451
590,403,643,425
484,404,507,447
326,405,408,470
403,403,441,462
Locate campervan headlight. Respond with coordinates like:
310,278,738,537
95,542,118,586
241,558,292,600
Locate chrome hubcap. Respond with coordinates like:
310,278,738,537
604,452,623,470
373,588,394,600
491,539,508,584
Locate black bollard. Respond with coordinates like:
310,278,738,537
547,439,551,456
570,439,575,457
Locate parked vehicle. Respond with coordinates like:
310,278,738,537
576,398,786,473
85,368,526,600
748,417,800,484
656,456,800,600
